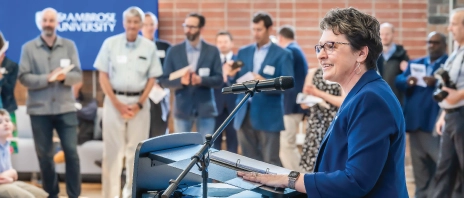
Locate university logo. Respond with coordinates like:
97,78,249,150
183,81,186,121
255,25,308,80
35,10,117,32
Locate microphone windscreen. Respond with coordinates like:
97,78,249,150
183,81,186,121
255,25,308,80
278,76,294,90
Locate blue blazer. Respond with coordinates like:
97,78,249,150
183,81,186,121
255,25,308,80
231,43,294,132
159,40,223,119
304,70,408,198
0,57,18,113
395,54,448,133
214,55,237,115
284,42,308,115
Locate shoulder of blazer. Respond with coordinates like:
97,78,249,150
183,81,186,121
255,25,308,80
238,44,255,53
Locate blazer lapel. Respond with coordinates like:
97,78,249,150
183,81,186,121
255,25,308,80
259,43,276,75
179,42,189,69
196,40,208,72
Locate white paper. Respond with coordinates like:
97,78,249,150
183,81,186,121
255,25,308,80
0,68,6,74
49,64,75,81
157,50,165,58
236,72,255,83
263,65,275,75
296,92,325,107
410,63,427,87
198,68,210,77
148,86,168,104
169,65,193,80
0,41,9,55
60,59,71,67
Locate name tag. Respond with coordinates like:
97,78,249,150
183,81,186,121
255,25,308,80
263,65,275,75
117,55,128,64
157,50,166,58
0,68,6,74
60,59,71,67
199,68,210,77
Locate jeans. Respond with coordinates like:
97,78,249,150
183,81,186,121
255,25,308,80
174,116,215,140
30,112,81,198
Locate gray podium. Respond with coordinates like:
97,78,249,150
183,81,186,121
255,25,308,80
132,132,304,198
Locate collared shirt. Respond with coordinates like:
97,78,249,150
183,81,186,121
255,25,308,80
220,51,234,64
18,36,83,115
439,47,464,109
253,42,271,73
382,43,397,62
94,33,163,92
0,140,11,173
186,40,202,71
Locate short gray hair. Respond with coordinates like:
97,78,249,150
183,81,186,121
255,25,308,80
123,6,144,22
145,12,158,24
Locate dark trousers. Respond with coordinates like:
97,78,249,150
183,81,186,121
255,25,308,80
30,112,81,198
149,99,169,138
433,108,464,198
237,111,282,166
409,131,440,198
213,108,238,153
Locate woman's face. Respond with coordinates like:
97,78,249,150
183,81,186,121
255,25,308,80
316,30,359,84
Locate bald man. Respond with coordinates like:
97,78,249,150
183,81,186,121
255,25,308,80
432,8,464,198
18,7,82,198
378,22,410,105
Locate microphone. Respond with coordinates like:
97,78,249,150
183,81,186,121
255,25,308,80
222,76,294,94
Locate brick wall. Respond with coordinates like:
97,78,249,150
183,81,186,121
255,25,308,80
14,0,449,125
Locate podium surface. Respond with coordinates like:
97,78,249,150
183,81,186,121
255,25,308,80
132,132,303,197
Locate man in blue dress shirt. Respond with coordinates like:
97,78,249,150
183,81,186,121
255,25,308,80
396,31,448,198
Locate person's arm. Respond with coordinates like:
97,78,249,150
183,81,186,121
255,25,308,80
158,47,184,89
435,110,446,135
303,92,396,197
0,60,18,99
62,41,83,86
18,44,50,90
395,62,412,92
0,169,17,181
317,88,345,107
197,47,223,88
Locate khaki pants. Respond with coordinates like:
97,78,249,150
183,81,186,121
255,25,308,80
280,114,304,172
102,95,150,198
0,181,48,198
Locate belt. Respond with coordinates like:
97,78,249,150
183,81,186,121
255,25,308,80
444,106,464,113
113,90,143,96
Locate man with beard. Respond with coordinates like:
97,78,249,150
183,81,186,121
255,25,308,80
395,31,448,198
141,12,171,137
377,22,410,105
226,12,294,166
18,7,82,198
94,6,162,198
159,13,222,139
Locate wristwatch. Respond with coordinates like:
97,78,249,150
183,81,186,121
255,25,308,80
288,171,300,189
137,102,143,109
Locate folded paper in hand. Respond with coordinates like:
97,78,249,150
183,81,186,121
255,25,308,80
49,64,75,81
236,72,255,83
169,65,194,80
149,86,169,104
296,93,323,106
0,41,9,55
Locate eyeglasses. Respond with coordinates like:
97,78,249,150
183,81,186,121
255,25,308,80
182,23,199,29
427,40,441,45
315,42,350,54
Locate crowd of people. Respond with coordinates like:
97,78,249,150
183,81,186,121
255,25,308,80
0,5,463,198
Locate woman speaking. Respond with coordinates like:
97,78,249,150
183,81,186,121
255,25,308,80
238,7,408,198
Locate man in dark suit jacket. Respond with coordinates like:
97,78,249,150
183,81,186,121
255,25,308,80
142,12,172,137
276,25,308,171
159,13,222,139
226,12,294,166
378,23,409,105
212,31,238,153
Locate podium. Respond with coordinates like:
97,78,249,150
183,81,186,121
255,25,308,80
131,132,304,198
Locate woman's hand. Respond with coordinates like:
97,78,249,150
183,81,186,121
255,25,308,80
237,171,288,189
303,84,322,97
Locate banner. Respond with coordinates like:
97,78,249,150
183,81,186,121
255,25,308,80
0,0,158,70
